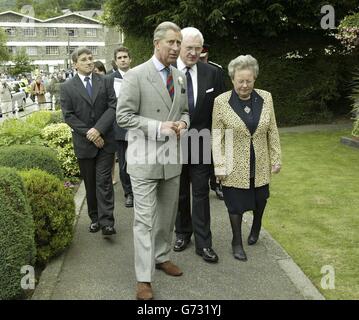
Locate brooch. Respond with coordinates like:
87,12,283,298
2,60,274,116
244,106,251,114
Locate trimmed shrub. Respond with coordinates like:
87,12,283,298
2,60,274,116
19,169,76,266
0,145,64,180
49,110,64,124
0,118,44,146
42,123,80,177
25,111,53,129
0,167,36,300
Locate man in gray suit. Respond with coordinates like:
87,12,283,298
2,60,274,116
61,47,117,237
117,21,189,300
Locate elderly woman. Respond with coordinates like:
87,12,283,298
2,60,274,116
212,54,281,261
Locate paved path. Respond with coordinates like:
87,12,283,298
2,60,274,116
33,122,353,300
33,167,324,300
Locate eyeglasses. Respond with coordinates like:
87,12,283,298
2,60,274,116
185,46,203,54
235,79,254,86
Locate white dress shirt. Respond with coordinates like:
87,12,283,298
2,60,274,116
152,55,170,86
177,57,198,106
77,73,93,90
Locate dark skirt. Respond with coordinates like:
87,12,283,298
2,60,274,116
222,178,269,215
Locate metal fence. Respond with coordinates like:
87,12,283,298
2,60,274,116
0,95,57,119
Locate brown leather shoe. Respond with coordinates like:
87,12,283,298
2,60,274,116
136,282,153,300
155,261,183,276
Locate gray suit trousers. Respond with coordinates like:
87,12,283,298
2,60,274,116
130,175,180,282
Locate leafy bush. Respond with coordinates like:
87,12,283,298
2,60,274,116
19,169,76,266
0,118,44,146
25,111,53,129
350,70,359,137
0,145,64,180
42,123,80,177
49,110,64,124
0,167,36,300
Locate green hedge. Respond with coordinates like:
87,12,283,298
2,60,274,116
20,169,76,266
42,123,80,177
125,31,357,126
0,167,36,300
0,145,64,180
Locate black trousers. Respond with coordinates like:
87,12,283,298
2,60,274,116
116,140,132,197
78,149,115,227
175,163,212,249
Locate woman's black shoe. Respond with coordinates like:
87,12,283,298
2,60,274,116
248,233,259,245
232,245,247,261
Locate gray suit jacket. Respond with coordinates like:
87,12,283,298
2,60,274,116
116,59,189,180
60,73,117,159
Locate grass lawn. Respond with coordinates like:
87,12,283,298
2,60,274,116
264,130,359,300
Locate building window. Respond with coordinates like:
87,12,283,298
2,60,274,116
8,46,16,55
67,28,78,37
4,27,16,36
85,28,97,37
45,27,58,37
46,46,59,55
23,28,36,37
26,47,37,56
66,46,78,55
87,46,98,55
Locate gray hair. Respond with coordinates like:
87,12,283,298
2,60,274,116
181,27,204,45
72,47,92,63
228,55,259,80
153,21,181,42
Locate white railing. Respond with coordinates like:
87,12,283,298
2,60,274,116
0,95,58,120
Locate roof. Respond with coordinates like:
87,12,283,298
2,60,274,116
0,10,42,22
0,10,101,24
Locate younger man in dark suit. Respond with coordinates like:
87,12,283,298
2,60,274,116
60,47,117,236
108,46,134,207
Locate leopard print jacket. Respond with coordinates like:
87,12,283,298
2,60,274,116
212,89,281,189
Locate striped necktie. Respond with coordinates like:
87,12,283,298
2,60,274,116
164,67,174,101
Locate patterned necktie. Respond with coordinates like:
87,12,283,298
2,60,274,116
84,76,92,97
165,67,174,101
185,67,195,116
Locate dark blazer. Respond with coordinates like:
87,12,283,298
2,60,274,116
60,73,117,159
176,61,225,164
107,71,128,141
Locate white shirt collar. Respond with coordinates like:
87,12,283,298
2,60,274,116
177,57,197,74
118,69,128,78
78,73,92,82
152,55,168,72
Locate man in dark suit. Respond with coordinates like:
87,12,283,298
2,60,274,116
108,46,134,207
174,27,225,262
60,47,117,236
200,43,226,200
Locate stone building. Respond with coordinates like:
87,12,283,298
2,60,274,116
0,10,124,73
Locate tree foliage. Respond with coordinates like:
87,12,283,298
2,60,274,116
10,48,34,76
0,29,10,64
103,0,359,40
336,11,359,51
14,0,101,19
